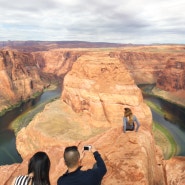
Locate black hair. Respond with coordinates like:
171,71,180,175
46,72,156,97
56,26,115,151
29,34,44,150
64,146,80,168
28,151,50,185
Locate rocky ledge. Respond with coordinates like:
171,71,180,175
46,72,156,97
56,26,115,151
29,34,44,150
1,49,185,185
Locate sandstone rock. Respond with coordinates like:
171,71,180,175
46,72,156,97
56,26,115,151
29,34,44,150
0,49,44,111
0,48,81,112
117,50,169,84
164,156,185,185
33,49,82,78
4,50,165,185
0,164,20,185
1,46,185,185
157,57,185,91
62,51,151,128
4,100,165,185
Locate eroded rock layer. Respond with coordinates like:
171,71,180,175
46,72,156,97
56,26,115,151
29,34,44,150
61,51,151,128
0,49,80,112
33,49,82,78
0,50,44,111
157,57,185,91
1,46,185,185
2,50,164,185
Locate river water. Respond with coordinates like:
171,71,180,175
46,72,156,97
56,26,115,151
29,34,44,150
0,86,185,165
143,94,185,156
0,87,61,165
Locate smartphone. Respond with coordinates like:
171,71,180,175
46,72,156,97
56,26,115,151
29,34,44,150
84,145,92,150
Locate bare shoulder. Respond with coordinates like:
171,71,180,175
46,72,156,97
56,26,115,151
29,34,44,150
10,177,16,185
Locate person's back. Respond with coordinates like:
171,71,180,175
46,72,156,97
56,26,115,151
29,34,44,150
57,145,107,185
123,108,140,133
13,175,32,185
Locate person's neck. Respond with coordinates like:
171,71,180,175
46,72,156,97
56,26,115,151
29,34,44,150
68,165,79,173
28,172,34,177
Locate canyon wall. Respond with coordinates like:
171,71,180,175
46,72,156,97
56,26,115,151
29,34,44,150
0,49,80,113
0,50,44,111
2,46,185,113
32,49,82,78
114,46,185,106
117,51,168,84
117,46,185,94
0,46,185,184
61,51,151,128
0,50,166,185
157,56,185,91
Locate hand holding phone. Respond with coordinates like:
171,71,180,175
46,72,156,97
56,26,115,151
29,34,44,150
84,145,92,151
83,145,97,153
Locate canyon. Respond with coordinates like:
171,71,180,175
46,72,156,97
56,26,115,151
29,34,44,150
0,45,185,185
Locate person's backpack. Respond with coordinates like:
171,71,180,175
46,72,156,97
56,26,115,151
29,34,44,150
126,122,135,131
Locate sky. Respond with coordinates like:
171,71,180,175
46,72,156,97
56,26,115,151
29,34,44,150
0,0,185,44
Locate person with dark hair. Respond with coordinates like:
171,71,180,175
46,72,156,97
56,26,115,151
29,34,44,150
123,107,140,133
11,151,51,185
57,145,107,185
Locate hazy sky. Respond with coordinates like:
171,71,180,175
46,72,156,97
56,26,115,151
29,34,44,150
0,0,185,44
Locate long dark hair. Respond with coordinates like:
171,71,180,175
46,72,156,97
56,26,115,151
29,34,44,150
28,151,50,185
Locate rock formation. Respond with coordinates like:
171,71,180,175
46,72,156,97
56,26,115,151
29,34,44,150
114,46,185,106
33,49,82,78
117,51,168,84
0,46,185,185
157,57,185,91
0,50,44,111
0,49,81,113
0,50,164,185
164,156,185,184
61,51,151,128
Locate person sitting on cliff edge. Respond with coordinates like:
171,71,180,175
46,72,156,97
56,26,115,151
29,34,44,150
123,107,140,133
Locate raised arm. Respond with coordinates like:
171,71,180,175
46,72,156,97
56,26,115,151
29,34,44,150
91,146,107,178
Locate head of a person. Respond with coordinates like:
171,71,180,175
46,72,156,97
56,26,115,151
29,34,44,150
124,108,133,117
28,151,50,185
64,146,80,169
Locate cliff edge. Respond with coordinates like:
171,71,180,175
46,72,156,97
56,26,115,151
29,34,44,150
1,47,185,185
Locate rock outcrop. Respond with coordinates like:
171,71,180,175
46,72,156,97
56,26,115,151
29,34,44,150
33,49,82,78
61,51,151,128
0,50,44,111
109,46,185,92
0,49,81,113
1,50,165,185
1,46,185,185
157,57,185,91
117,50,168,84
114,46,185,106
2,46,185,112
164,156,185,185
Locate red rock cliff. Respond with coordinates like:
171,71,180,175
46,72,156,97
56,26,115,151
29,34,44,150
0,49,44,111
2,50,167,185
62,51,151,128
157,56,185,91
33,49,82,78
1,47,185,185
0,49,81,113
